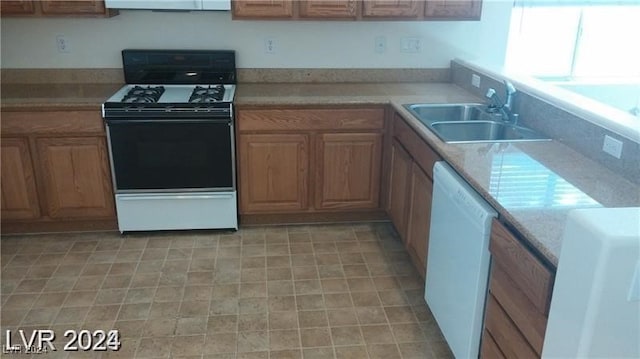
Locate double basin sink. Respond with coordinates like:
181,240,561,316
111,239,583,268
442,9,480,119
403,103,550,143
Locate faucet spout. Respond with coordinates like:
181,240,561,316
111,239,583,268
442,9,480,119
485,80,519,124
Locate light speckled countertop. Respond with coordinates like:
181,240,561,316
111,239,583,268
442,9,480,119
3,82,638,267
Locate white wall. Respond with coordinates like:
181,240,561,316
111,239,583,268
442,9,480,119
0,1,512,69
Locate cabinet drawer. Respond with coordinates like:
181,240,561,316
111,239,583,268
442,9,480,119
490,220,553,315
490,262,548,355
480,330,505,359
392,114,440,179
485,294,537,359
237,108,385,132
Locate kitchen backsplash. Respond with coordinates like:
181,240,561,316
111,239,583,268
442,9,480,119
1,68,449,84
451,61,640,185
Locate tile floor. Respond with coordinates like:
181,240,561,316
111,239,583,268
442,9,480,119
1,222,453,359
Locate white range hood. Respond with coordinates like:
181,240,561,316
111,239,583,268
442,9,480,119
105,0,230,11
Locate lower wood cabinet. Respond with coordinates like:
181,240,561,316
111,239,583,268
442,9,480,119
316,132,382,210
239,133,310,213
236,107,385,219
481,219,555,358
405,162,433,276
36,136,114,219
386,113,441,278
1,110,116,233
1,137,40,220
387,140,412,241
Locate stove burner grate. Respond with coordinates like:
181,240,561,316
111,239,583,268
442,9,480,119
189,85,225,103
122,86,165,103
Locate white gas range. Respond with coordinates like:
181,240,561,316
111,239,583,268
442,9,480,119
102,49,238,233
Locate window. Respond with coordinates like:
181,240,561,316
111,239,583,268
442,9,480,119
505,2,640,79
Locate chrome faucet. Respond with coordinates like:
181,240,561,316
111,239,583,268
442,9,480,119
485,80,519,124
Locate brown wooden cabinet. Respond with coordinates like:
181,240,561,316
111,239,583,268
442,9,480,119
232,0,481,20
239,133,310,213
405,162,433,277
1,138,40,220
300,0,358,18
36,137,114,219
1,0,116,17
232,0,294,18
236,107,385,222
481,219,555,359
362,0,422,18
387,140,412,242
386,113,441,277
0,0,36,15
1,110,116,233
425,0,482,20
315,132,382,210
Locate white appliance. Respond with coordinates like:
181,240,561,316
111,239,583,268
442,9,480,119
425,161,497,359
105,0,230,11
543,207,640,358
103,50,238,232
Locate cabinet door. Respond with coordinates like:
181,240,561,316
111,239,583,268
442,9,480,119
40,0,108,15
233,0,293,18
387,140,412,242
299,0,357,18
424,0,482,20
362,0,422,18
239,134,309,213
1,138,41,220
36,137,115,219
0,0,36,15
405,162,433,278
316,133,382,210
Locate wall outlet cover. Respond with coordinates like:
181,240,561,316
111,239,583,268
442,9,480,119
602,135,623,159
471,74,481,88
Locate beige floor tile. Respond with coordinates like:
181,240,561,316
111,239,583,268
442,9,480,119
269,329,301,350
0,223,450,359
207,314,238,333
330,326,364,346
335,345,369,359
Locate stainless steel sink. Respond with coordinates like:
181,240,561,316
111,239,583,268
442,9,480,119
430,121,549,143
404,103,489,125
403,103,550,143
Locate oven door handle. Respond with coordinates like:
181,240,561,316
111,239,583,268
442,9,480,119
105,119,231,125
118,193,235,201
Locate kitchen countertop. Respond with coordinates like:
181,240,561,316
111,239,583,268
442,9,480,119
238,83,640,268
3,82,638,267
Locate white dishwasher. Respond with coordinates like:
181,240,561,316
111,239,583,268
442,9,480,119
425,161,497,359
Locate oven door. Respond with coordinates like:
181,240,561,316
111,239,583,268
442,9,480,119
106,119,234,192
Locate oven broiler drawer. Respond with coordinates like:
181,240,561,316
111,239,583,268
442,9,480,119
115,192,238,232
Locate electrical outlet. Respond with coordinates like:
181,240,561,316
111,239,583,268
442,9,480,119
56,35,71,53
471,74,481,88
602,135,623,159
400,37,421,53
374,36,386,54
264,38,276,54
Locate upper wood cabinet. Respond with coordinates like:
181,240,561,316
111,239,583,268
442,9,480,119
233,0,294,18
232,0,482,20
0,1,36,15
300,0,358,18
362,0,422,18
424,0,482,20
1,0,116,17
